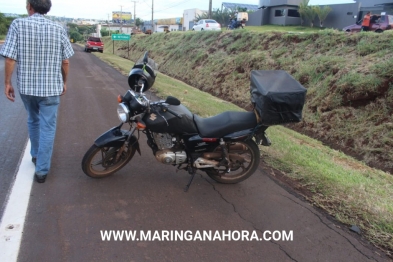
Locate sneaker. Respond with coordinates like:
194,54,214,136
34,173,47,183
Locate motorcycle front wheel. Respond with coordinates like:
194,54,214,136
81,144,136,178
205,139,260,184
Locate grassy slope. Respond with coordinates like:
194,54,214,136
106,30,393,174
94,30,393,254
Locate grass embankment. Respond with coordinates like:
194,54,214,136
89,30,393,255
245,25,323,33
104,29,393,174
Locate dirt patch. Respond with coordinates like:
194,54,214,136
289,123,393,174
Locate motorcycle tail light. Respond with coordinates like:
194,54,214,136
117,95,123,103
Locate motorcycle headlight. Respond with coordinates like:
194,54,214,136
117,103,130,123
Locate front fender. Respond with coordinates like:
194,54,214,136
94,126,141,155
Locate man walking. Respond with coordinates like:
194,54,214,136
0,0,74,183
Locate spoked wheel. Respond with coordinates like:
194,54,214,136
205,140,260,184
81,144,136,178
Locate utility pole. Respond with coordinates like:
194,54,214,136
208,0,212,19
151,0,154,33
131,1,137,26
107,13,110,36
120,5,124,34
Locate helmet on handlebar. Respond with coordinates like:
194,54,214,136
128,64,156,92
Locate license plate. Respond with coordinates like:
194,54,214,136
93,47,98,50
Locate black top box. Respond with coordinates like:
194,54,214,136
250,70,307,126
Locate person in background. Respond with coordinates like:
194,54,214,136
361,11,371,31
0,0,74,183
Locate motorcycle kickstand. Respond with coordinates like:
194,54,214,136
184,167,197,192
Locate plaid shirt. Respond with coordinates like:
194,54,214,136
0,13,74,97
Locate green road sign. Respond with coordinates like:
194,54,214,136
111,34,131,41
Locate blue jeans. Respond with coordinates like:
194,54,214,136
20,94,60,176
230,20,236,29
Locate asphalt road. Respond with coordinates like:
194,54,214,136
0,54,28,220
1,44,389,261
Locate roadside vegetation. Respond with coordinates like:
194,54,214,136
91,28,393,255
0,12,15,40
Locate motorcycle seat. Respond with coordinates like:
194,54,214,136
194,111,257,138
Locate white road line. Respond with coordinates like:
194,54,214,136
0,141,34,261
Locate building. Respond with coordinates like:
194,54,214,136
183,8,207,31
248,0,393,30
156,18,183,32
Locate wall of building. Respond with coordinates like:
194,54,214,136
251,0,387,30
259,0,302,7
156,25,182,33
356,0,391,8
104,25,132,34
248,8,271,26
248,9,263,26
268,5,302,26
183,9,206,31
314,3,360,30
268,6,289,25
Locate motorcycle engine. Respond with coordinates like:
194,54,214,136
152,133,187,165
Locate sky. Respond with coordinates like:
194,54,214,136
0,0,355,20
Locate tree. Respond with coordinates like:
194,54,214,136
314,5,332,27
298,0,310,26
196,8,232,27
69,31,83,42
304,6,317,27
100,27,110,37
0,12,16,35
135,18,143,27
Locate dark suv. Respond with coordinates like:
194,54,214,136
84,37,104,53
343,14,393,33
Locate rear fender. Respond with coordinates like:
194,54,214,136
223,129,254,142
223,127,271,146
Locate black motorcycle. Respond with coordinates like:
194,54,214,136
81,52,307,191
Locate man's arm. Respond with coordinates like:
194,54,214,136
61,59,69,95
4,57,16,102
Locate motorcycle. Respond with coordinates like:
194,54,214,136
81,52,306,191
227,12,248,30
228,18,246,30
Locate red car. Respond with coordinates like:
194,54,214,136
343,14,393,33
85,37,104,53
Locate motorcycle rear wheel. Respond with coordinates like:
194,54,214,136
205,139,260,184
82,144,136,178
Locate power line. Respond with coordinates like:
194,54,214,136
136,0,193,19
141,0,151,9
154,0,193,13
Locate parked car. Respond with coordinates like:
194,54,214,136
192,19,221,31
85,37,104,53
343,14,393,33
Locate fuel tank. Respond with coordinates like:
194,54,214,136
143,104,198,134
